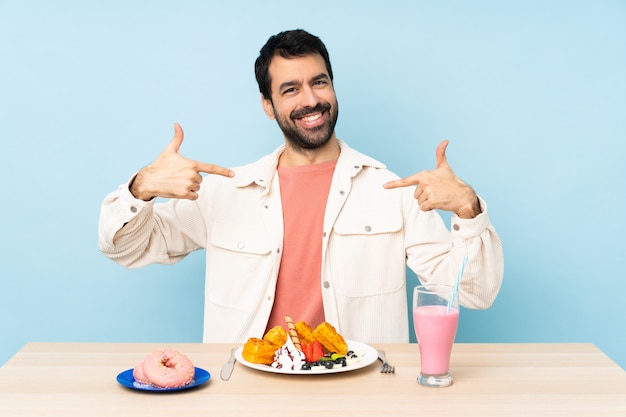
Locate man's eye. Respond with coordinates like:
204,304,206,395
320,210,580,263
314,80,327,86
283,87,296,95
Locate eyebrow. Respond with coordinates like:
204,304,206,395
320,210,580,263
278,73,330,93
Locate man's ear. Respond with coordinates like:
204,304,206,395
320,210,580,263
261,95,275,120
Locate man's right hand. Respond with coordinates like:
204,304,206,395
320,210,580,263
130,123,235,201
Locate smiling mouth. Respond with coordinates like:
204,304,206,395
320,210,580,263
299,113,323,123
291,103,331,123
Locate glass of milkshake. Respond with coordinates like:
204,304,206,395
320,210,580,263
412,284,459,387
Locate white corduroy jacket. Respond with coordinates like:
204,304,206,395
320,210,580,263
99,140,503,343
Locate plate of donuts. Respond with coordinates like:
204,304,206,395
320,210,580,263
116,367,211,392
235,340,378,375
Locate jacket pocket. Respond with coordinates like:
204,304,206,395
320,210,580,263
205,220,273,310
210,220,273,254
333,209,402,236
330,209,405,297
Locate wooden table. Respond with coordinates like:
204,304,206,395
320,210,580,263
1,342,624,416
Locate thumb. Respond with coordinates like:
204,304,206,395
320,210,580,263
435,139,450,169
164,122,185,153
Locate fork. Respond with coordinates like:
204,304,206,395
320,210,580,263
377,349,395,374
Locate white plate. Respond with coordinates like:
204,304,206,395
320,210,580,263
234,340,378,375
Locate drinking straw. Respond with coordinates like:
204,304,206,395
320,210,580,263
447,255,468,312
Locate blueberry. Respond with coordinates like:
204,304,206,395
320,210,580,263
324,361,334,369
301,363,311,371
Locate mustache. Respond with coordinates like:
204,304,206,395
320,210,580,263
290,102,331,120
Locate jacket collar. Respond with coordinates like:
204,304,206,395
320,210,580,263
232,139,387,190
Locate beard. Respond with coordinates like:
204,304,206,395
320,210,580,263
273,100,339,151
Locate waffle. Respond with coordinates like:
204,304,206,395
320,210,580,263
312,322,348,355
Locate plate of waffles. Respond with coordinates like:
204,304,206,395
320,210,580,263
234,340,378,375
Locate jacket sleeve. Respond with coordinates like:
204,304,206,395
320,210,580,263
97,177,207,268
404,192,504,309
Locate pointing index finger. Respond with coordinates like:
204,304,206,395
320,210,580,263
195,161,235,178
383,173,420,190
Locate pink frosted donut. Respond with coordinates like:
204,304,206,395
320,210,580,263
132,361,150,384
139,349,195,388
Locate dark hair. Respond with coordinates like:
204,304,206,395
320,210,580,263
254,29,334,101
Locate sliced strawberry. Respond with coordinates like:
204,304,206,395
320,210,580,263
311,340,325,362
301,342,313,362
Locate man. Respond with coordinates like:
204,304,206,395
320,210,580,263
99,29,503,343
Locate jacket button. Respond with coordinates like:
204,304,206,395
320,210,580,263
339,190,345,196
130,206,137,213
364,225,372,232
323,281,330,288
453,224,460,231
237,241,245,249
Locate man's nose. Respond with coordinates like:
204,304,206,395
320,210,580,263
298,85,319,108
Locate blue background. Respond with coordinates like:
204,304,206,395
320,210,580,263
1,0,624,369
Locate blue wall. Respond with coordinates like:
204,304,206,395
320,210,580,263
1,1,625,369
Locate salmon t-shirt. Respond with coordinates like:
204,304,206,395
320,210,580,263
265,159,337,332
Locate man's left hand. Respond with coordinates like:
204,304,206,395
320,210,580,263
383,140,481,219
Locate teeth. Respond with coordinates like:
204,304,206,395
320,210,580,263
301,113,321,123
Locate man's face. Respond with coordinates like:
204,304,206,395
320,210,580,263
262,53,338,150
